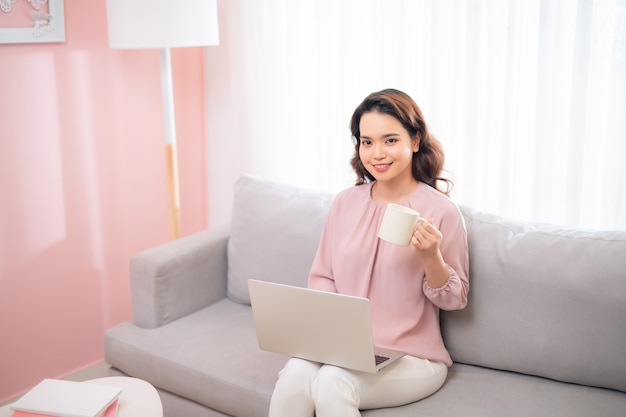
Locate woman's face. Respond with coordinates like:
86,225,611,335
358,111,418,185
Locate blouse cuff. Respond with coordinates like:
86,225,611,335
423,266,468,310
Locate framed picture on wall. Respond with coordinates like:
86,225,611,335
0,0,66,44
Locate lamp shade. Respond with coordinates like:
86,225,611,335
106,0,219,49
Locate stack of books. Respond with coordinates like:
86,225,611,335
10,379,122,417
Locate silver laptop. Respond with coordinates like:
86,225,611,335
248,279,406,373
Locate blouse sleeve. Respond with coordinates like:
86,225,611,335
307,199,338,293
422,206,470,311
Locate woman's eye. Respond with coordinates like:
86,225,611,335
361,139,371,146
386,138,398,144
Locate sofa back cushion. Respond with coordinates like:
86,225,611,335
227,175,333,304
442,206,626,393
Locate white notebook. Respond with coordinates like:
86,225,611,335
11,379,122,417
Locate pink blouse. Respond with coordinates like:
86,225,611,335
307,182,469,366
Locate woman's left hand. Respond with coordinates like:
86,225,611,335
411,218,449,288
411,218,442,259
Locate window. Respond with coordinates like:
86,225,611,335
206,0,626,230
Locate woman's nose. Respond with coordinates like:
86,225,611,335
373,144,385,159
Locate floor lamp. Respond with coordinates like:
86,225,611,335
106,0,219,239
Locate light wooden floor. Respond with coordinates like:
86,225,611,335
0,362,111,408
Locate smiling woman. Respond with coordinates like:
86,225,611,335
267,88,469,417
205,0,626,231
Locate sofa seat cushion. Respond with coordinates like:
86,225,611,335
105,297,626,417
362,364,626,417
104,298,288,417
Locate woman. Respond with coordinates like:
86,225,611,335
269,89,469,416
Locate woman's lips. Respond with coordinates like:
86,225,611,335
373,163,391,172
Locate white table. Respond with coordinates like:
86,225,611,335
88,377,163,417
0,376,162,417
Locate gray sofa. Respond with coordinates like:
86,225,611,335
104,174,626,417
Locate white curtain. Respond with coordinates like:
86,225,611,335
205,0,626,230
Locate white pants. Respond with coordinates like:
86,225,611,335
268,356,448,417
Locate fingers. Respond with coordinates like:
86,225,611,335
412,218,441,250
416,217,436,236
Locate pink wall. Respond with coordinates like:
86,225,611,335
0,0,208,401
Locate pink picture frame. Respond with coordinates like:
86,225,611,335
0,0,65,44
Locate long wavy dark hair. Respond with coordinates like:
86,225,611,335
349,89,453,195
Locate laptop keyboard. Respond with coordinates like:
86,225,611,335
375,355,389,366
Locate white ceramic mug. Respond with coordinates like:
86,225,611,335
378,203,425,246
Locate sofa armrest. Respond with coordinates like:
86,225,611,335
129,225,229,329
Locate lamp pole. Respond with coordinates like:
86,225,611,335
160,47,181,239
106,0,219,240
